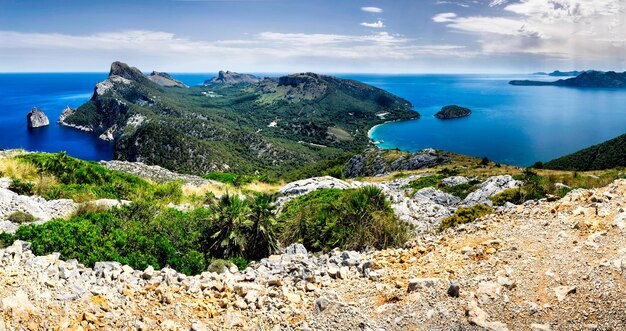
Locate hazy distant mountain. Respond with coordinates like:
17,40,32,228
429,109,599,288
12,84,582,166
511,71,626,88
532,70,592,77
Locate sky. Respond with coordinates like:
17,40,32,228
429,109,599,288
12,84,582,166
0,0,625,73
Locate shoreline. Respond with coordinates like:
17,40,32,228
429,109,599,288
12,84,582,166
367,117,419,146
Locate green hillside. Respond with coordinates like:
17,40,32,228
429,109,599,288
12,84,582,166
62,62,418,177
544,133,626,171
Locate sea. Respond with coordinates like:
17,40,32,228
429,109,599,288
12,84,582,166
1,73,626,166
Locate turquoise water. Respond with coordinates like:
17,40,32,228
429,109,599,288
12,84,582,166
1,73,625,165
344,74,626,166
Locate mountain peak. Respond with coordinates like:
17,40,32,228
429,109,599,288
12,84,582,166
206,71,261,85
109,61,147,82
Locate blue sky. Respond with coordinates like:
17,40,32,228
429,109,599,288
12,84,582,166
0,0,625,73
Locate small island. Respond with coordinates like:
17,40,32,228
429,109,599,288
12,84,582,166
26,107,50,128
434,105,471,120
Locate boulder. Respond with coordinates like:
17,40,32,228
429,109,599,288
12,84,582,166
344,148,450,178
0,188,78,229
279,176,352,197
554,286,576,302
440,176,470,186
414,187,460,206
463,175,522,206
26,107,50,128
284,243,307,255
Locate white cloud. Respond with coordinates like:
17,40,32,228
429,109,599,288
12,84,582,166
360,20,386,28
489,0,507,7
432,12,457,23
361,6,383,13
435,1,470,8
0,30,473,72
432,0,626,61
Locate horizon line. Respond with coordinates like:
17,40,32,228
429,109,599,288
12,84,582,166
0,71,536,75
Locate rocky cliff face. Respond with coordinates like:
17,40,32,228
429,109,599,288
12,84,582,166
344,148,450,178
205,71,261,85
147,71,188,88
2,178,625,330
26,107,49,128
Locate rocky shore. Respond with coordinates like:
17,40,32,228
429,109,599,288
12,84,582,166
1,179,625,329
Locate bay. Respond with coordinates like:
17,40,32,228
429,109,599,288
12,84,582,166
1,73,625,166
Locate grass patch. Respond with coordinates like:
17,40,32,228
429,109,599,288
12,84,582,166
439,204,493,231
7,211,35,224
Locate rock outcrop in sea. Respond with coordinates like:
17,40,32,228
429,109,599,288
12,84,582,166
26,107,49,128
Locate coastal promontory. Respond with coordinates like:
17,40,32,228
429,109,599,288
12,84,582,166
434,105,471,119
26,107,50,128
59,61,418,176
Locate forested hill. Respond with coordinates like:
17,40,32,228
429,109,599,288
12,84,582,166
544,133,626,171
61,62,418,177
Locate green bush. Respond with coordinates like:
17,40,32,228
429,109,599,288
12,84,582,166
280,186,410,252
409,175,479,199
8,178,35,196
17,152,156,202
439,204,493,231
408,175,443,193
5,203,209,274
492,168,546,206
480,157,490,166
7,211,35,224
153,181,183,204
490,188,524,206
207,259,233,274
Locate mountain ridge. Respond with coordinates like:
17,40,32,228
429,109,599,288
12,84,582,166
510,70,626,88
59,61,419,176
